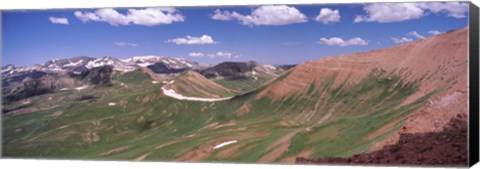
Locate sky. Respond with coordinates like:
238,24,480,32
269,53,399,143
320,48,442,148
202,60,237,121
1,2,469,67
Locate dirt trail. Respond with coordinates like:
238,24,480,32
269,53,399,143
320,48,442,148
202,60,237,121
134,152,151,161
98,146,129,157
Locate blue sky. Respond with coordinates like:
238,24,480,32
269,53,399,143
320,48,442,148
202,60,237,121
2,2,469,66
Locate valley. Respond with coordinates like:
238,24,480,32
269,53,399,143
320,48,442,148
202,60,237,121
1,27,469,166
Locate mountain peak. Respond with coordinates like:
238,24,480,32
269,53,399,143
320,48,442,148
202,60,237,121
2,64,15,70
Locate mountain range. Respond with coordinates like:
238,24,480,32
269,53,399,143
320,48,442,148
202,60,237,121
1,27,469,166
2,55,285,102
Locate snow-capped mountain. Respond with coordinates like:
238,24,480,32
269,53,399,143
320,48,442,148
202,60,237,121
2,64,49,81
2,55,200,102
2,56,93,81
43,56,95,70
2,64,17,79
2,55,200,85
85,57,137,72
2,64,15,72
122,55,198,69
2,55,199,78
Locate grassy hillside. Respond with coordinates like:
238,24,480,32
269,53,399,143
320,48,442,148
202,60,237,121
164,71,234,98
113,69,151,84
2,28,468,164
2,68,434,162
213,72,273,93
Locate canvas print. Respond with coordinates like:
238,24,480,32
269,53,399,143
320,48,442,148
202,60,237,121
1,1,471,167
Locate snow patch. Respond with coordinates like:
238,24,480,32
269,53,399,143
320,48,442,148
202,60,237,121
72,71,83,75
161,87,233,102
22,100,31,105
264,64,276,70
113,67,137,72
162,80,175,84
86,60,106,69
120,83,128,88
213,140,238,149
64,60,83,67
163,60,172,64
152,81,159,84
122,55,163,64
3,65,15,72
75,85,89,91
137,63,153,67
16,66,36,72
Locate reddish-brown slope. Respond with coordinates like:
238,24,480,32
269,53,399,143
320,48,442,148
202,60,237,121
257,27,468,152
141,67,169,82
257,27,467,102
163,71,234,98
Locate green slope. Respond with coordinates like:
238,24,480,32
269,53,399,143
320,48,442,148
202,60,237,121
213,72,274,94
2,28,467,163
2,67,435,162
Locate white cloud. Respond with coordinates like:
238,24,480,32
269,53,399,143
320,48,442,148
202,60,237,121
428,30,443,35
114,41,137,47
188,52,205,58
49,17,69,25
419,2,469,18
354,3,424,23
318,37,368,47
74,11,100,22
354,2,468,23
315,8,341,24
209,52,236,58
211,9,234,21
407,31,425,39
392,30,429,44
211,5,307,26
167,35,218,45
74,8,184,26
188,52,239,59
126,8,185,26
391,37,414,44
74,8,128,26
